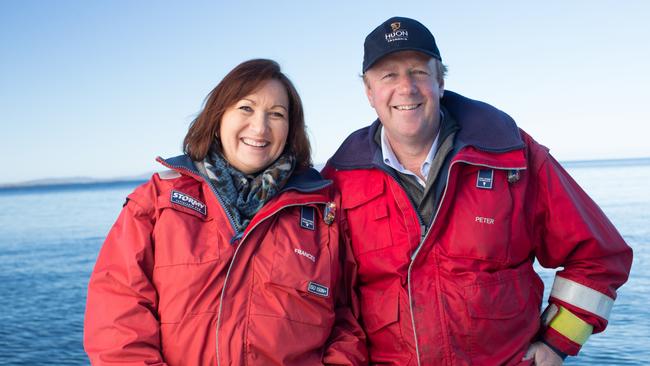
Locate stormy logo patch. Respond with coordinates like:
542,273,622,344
171,190,207,215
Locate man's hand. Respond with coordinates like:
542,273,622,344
522,342,564,366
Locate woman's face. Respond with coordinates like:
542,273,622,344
219,79,290,174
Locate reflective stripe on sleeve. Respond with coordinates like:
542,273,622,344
550,276,614,320
548,306,594,345
158,170,181,180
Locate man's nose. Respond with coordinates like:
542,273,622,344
396,75,417,94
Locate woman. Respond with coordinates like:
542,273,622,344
84,59,367,365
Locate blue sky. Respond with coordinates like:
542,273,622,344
2,1,649,184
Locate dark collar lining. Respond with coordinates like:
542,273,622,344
160,154,331,193
328,90,524,169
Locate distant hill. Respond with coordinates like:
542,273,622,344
0,173,152,189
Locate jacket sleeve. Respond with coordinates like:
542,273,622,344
322,193,368,365
84,184,167,366
531,145,633,356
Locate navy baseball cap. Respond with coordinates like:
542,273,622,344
363,16,441,73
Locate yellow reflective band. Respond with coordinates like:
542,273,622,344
548,306,594,345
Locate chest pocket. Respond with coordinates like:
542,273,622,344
152,194,223,324
439,168,514,263
343,181,396,256
153,194,218,266
251,205,334,327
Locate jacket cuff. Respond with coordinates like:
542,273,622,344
541,328,578,357
540,304,593,356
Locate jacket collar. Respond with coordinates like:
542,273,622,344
158,154,331,193
328,90,525,170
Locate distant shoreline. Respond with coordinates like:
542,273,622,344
0,179,149,194
2,157,649,190
560,157,650,168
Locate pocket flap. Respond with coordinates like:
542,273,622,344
463,265,532,319
361,284,400,333
342,179,385,209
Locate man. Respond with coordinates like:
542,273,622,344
323,16,632,365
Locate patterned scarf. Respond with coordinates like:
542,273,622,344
195,142,295,236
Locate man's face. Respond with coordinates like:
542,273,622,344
364,50,444,145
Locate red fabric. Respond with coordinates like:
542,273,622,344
542,327,582,356
84,168,367,365
322,130,632,365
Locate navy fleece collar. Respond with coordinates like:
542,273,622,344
328,90,524,170
160,154,331,193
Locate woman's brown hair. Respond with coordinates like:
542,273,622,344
183,59,311,169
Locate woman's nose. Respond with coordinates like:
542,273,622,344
248,113,268,134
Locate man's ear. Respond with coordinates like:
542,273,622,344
364,81,375,108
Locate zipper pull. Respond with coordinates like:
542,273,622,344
420,224,427,243
230,231,243,246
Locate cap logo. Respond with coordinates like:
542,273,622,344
385,24,408,43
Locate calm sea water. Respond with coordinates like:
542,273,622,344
0,161,648,365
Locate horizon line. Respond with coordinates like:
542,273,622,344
2,156,650,189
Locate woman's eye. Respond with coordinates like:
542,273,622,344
238,105,253,112
270,111,286,119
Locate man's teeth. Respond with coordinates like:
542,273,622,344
394,104,419,110
242,138,268,147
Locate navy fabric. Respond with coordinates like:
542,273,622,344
160,154,331,193
282,167,332,193
363,16,442,72
328,90,524,170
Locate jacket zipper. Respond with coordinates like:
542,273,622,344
159,157,331,363
215,200,327,366
406,160,526,366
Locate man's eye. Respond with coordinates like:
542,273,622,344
412,70,429,76
381,73,396,80
238,106,253,112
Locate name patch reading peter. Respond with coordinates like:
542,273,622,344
171,190,207,215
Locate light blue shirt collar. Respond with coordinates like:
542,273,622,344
380,125,440,187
